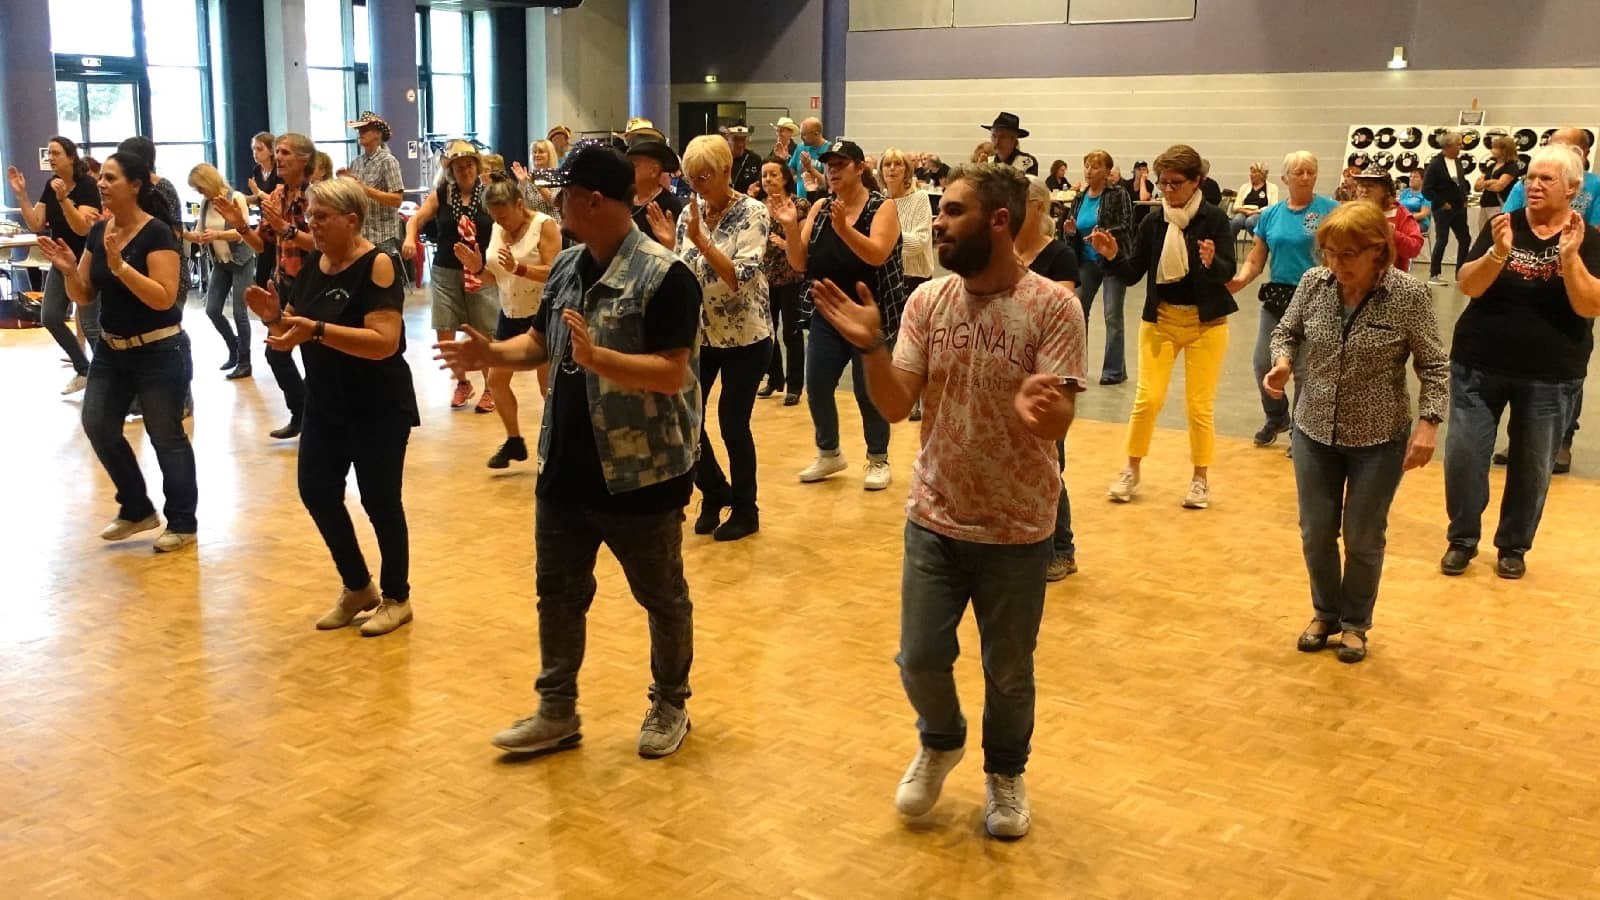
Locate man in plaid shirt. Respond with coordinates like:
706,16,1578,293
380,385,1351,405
339,112,405,254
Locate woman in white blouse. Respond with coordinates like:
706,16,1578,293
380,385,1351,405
647,134,773,541
187,164,257,380
879,147,933,419
454,177,561,470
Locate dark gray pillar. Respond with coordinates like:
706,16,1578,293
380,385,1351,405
217,0,270,189
822,0,848,138
0,1,58,209
367,0,421,187
627,0,670,134
488,8,528,162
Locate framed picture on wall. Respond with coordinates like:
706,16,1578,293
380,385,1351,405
1458,110,1486,126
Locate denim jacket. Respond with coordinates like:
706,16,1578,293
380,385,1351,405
537,228,703,493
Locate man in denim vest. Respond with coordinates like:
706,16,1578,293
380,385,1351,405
435,142,704,759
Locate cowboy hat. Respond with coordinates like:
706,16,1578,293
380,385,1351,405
982,112,1029,138
346,111,391,142
616,117,665,144
772,116,800,136
546,124,573,140
442,139,481,167
625,139,680,173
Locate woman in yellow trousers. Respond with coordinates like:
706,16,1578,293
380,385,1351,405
1087,145,1239,509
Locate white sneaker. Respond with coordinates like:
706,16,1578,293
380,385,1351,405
315,582,381,630
1108,468,1139,502
152,529,197,553
894,746,965,816
637,700,690,758
863,459,892,491
100,514,160,541
985,773,1031,839
1182,478,1210,509
359,599,413,636
1427,277,1448,286
798,452,847,483
61,374,87,395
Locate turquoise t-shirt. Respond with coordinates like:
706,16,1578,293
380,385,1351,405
1076,193,1103,261
1257,195,1340,285
1500,171,1600,227
789,141,831,200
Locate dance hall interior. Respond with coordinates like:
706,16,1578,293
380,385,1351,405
4,0,1600,896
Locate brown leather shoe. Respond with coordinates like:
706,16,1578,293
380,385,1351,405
1336,630,1368,664
1297,618,1340,652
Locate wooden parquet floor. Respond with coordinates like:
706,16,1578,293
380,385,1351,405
5,294,1600,899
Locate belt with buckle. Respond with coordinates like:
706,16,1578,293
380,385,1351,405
102,325,182,350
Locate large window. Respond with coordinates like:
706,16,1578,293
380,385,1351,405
421,9,474,140
306,0,357,165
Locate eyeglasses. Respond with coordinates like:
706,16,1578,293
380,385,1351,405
1156,179,1191,191
1318,245,1381,263
688,172,716,185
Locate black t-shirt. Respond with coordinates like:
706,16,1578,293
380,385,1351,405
39,178,101,256
632,190,684,248
431,183,494,270
1480,162,1519,209
1201,177,1223,206
1029,239,1080,286
87,218,182,336
731,150,764,196
1243,185,1271,209
1451,210,1600,381
534,255,702,513
289,248,420,426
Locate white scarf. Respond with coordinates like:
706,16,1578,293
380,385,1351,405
1157,188,1202,284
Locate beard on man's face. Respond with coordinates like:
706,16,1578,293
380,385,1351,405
936,223,993,277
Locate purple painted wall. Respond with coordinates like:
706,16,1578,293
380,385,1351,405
671,0,1598,84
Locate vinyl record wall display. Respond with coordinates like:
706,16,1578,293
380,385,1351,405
1350,127,1375,149
1514,129,1538,151
1460,129,1480,150
1400,127,1423,149
1376,127,1398,149
1396,152,1420,172
1345,124,1598,185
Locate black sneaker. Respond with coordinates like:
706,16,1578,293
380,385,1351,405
487,436,528,469
693,501,725,535
1440,544,1477,576
757,382,777,398
1254,420,1289,446
1496,551,1526,580
1554,445,1572,474
713,508,759,542
783,392,801,406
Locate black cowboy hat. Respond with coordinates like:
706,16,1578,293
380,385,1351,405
982,112,1029,138
625,139,680,173
1350,127,1375,149
1514,128,1538,151
1399,127,1423,149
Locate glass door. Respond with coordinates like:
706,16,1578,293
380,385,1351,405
56,77,143,163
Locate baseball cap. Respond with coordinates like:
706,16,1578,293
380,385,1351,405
818,139,865,164
533,140,632,202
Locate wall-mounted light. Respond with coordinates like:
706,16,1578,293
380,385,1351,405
704,74,718,84
1387,46,1408,70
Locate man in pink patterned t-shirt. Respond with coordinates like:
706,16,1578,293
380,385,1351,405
813,163,1086,841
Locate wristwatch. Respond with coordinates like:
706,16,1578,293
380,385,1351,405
282,225,299,242
1420,414,1443,424
312,320,326,343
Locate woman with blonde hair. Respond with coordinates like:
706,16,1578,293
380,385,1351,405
880,147,934,420
1267,200,1446,663
647,134,773,540
971,142,993,164
1229,161,1278,241
186,163,257,379
311,151,334,183
513,139,562,222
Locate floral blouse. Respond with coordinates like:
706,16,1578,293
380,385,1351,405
675,194,773,348
762,196,809,286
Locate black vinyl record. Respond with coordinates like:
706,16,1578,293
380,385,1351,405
1514,129,1538,151
1396,151,1420,172
1541,128,1558,145
1350,127,1375,149
1517,153,1530,173
1375,127,1398,149
1458,151,1475,172
1347,152,1370,170
1460,129,1480,150
1371,151,1394,169
1400,127,1424,149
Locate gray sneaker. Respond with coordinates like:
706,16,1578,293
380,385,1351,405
894,746,964,816
637,701,690,758
492,711,582,754
100,514,160,542
985,773,1031,839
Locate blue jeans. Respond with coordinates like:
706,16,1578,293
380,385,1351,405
1229,212,1260,242
1292,428,1407,633
1445,361,1580,555
42,267,100,376
204,256,254,363
533,499,694,716
898,521,1050,776
1252,301,1300,428
805,313,889,457
1053,438,1074,556
1076,256,1127,381
80,332,198,532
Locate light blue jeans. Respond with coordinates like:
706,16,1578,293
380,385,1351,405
1076,255,1127,382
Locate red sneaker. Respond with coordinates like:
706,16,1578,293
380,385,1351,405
475,385,496,414
451,379,476,409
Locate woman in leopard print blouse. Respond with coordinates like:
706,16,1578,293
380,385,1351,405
1266,201,1449,664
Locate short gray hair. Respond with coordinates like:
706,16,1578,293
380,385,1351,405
946,162,1029,238
306,178,368,228
1528,144,1584,189
1439,131,1463,149
1281,150,1318,177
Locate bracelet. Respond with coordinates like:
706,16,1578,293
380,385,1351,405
1488,249,1509,264
312,320,326,343
263,314,282,327
855,334,888,354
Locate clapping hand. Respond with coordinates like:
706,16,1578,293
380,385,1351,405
260,186,287,232
683,198,708,249
246,177,262,198
496,245,518,273
1013,373,1067,432
827,200,851,237
810,279,883,350
1197,238,1216,268
770,197,798,231
434,324,496,372
644,202,676,248
1557,211,1585,263
1086,227,1119,260
244,280,282,323
453,241,485,272
35,235,78,274
512,161,531,184
6,165,27,197
266,315,317,350
561,308,597,366
102,219,130,267
212,191,247,228
49,177,68,199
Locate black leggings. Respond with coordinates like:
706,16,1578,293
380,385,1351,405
765,281,806,394
298,409,413,600
697,339,773,511
1430,205,1471,278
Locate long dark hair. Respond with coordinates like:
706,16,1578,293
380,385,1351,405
106,151,178,228
755,155,796,201
50,135,90,182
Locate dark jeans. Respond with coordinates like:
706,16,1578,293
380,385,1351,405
252,244,277,287
1076,256,1125,381
43,267,100,376
298,408,412,600
533,498,694,716
267,346,306,420
765,281,806,394
1053,438,1074,556
697,338,772,511
1291,428,1407,633
80,333,198,532
806,313,890,458
898,521,1050,776
1252,301,1303,428
1429,205,1471,278
204,256,254,363
1445,362,1580,555
1566,383,1583,446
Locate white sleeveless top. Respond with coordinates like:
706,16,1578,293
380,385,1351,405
485,210,552,318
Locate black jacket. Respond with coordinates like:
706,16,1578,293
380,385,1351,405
1063,183,1134,262
1105,201,1239,323
1422,153,1471,211
731,150,764,196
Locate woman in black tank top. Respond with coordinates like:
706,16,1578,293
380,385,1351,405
246,179,419,638
771,140,906,490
